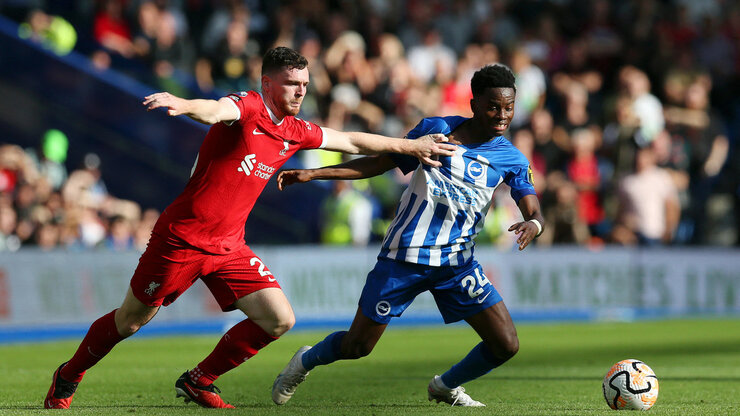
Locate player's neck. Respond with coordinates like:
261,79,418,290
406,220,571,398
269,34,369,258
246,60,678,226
450,119,496,145
261,94,287,123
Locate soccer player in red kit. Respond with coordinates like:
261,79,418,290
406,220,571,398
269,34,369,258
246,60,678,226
44,46,455,409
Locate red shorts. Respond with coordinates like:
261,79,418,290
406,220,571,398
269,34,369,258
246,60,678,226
130,231,280,311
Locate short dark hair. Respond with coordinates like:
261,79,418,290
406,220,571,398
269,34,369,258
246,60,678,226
262,47,308,76
470,64,516,97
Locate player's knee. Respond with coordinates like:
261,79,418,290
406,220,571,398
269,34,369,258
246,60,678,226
114,313,149,338
267,314,295,337
342,339,374,359
498,333,519,360
116,320,144,338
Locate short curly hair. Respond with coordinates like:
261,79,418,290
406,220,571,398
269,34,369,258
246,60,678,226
470,64,516,97
262,47,308,76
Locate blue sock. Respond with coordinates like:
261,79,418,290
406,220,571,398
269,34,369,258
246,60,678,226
301,331,347,371
440,342,507,388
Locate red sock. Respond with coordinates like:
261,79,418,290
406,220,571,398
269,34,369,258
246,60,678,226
61,309,124,383
189,319,278,386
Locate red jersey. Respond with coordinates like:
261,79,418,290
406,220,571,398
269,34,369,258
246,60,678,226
154,91,325,254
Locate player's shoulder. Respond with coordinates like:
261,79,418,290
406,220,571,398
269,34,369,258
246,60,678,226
409,116,468,138
225,90,260,105
488,136,529,165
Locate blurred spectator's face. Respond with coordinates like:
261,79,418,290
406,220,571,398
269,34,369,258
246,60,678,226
513,129,535,156
0,206,16,234
471,87,516,137
263,67,309,117
226,21,247,50
531,109,553,139
36,223,59,250
684,83,708,110
636,147,656,171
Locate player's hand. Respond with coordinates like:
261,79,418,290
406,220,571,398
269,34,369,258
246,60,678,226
277,169,313,190
143,92,188,116
410,134,457,167
508,220,539,251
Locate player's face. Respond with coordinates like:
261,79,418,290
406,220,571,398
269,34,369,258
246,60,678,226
263,67,309,118
471,87,516,137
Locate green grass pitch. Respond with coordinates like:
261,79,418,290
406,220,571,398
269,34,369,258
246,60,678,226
1,319,738,415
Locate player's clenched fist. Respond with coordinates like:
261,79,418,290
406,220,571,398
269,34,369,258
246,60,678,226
143,92,189,116
277,169,313,191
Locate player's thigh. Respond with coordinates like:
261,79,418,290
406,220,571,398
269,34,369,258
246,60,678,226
358,258,430,324
465,301,519,359
205,246,282,312
233,287,295,336
430,260,502,324
233,287,293,322
115,287,160,336
130,232,206,307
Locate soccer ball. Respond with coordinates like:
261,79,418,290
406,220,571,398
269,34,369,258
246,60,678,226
602,359,659,410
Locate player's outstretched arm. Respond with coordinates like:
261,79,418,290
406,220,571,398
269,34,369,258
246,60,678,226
508,194,545,251
142,92,239,125
320,128,456,167
278,155,396,191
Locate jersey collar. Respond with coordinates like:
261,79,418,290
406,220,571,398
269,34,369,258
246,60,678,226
258,93,285,126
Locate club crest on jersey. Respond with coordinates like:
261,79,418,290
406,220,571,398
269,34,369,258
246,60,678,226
144,281,160,296
279,140,289,156
467,161,485,179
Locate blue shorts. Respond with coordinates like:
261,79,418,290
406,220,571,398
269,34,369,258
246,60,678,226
359,257,502,324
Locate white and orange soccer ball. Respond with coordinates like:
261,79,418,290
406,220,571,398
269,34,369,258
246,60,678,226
602,359,659,410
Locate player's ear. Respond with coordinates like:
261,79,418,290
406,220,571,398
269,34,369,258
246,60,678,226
261,75,271,92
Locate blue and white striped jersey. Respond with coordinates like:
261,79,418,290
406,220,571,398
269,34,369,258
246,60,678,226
379,116,536,266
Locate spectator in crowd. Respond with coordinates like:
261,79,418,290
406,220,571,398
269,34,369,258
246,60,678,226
612,144,680,246
320,180,373,246
18,8,76,55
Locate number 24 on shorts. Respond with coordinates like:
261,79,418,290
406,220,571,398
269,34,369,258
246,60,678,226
461,268,490,299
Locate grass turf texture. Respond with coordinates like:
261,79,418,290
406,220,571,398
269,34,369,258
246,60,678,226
1,319,738,415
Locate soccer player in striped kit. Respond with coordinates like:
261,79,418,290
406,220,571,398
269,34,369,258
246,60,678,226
43,47,455,409
273,64,544,407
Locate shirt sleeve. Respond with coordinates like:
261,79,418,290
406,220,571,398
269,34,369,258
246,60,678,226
388,119,436,174
506,163,537,203
223,91,254,125
295,118,325,150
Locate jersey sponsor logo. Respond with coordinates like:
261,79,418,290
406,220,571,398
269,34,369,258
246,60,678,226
252,128,266,135
144,281,160,296
428,178,477,205
228,95,240,102
238,154,257,175
467,161,485,179
279,140,289,156
375,300,391,316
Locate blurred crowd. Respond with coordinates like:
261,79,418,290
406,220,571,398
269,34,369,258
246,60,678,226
0,131,159,252
2,0,739,250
